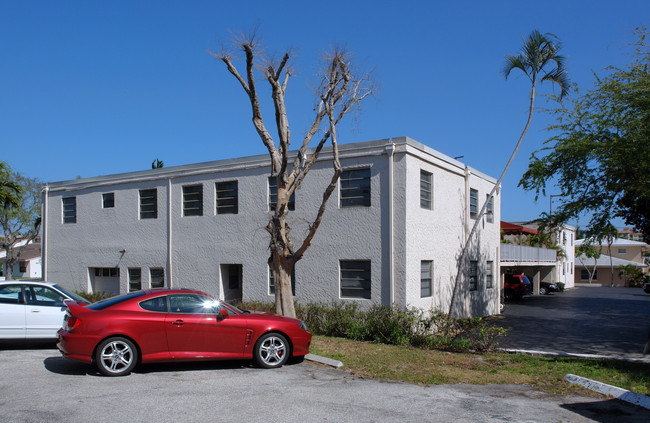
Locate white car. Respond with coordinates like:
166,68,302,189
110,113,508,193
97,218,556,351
0,281,90,340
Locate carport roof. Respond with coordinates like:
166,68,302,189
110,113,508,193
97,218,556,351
501,221,538,235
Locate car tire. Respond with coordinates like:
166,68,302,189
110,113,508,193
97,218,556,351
539,287,548,295
95,337,138,376
254,332,290,369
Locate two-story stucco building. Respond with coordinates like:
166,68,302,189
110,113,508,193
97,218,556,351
41,137,501,317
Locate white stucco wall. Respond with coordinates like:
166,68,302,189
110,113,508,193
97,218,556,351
43,138,500,316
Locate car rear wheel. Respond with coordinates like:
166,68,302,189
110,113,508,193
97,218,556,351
95,337,138,376
254,333,290,369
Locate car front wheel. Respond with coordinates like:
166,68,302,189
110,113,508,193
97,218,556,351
254,333,290,369
95,337,138,376
539,287,548,295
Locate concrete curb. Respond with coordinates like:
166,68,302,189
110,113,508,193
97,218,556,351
499,348,650,364
564,374,650,410
305,353,343,368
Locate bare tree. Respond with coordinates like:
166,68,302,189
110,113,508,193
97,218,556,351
212,35,376,317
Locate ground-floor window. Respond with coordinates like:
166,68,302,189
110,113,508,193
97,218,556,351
128,268,141,292
469,260,478,291
340,260,371,299
150,268,165,288
420,260,433,298
486,261,493,289
581,269,597,280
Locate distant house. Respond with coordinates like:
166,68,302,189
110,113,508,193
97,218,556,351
575,238,649,286
41,137,502,317
500,221,576,292
0,240,42,281
618,227,644,242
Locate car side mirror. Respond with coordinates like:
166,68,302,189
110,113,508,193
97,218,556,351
216,307,229,322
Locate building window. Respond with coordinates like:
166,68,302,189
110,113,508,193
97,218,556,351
62,197,76,224
563,263,565,275
102,192,115,208
139,189,158,219
227,264,241,290
268,177,295,211
215,181,238,215
420,261,433,298
94,268,119,277
486,194,494,223
183,185,203,217
19,261,27,273
469,189,478,219
340,260,371,299
128,268,141,292
150,268,165,288
486,261,493,288
581,269,597,280
420,170,432,210
340,168,371,207
618,248,627,254
469,260,478,291
269,265,296,296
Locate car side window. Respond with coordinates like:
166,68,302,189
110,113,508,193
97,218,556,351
26,286,65,307
0,285,23,304
140,296,168,313
168,294,219,314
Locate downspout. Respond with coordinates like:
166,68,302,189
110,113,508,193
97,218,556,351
41,185,49,281
387,142,395,306
167,178,173,289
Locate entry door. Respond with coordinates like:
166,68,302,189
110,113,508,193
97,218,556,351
220,264,242,303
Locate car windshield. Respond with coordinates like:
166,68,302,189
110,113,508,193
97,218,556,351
53,284,91,304
88,291,146,310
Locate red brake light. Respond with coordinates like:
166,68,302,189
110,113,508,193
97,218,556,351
65,315,80,331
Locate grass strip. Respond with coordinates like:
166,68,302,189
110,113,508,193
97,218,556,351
311,336,650,396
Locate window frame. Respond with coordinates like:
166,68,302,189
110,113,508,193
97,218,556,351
340,260,371,299
486,261,493,289
420,170,433,210
139,189,158,220
485,194,494,223
150,268,165,288
102,192,115,209
215,180,239,215
340,168,371,208
182,184,203,217
420,260,433,298
469,260,478,291
128,268,142,292
469,189,478,220
62,196,77,224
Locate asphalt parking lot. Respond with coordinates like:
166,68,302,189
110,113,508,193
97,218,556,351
1,346,649,423
498,286,650,357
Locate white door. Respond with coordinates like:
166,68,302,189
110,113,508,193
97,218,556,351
24,285,67,339
0,284,26,339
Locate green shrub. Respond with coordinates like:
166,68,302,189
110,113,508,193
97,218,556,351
556,282,565,292
74,291,112,303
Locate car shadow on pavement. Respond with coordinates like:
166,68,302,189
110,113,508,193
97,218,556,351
0,340,57,350
561,399,650,423
44,356,92,376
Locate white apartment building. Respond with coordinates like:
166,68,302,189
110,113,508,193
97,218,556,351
41,137,501,317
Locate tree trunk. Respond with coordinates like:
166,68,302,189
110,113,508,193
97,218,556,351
271,251,296,318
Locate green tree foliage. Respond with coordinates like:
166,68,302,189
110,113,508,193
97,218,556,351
520,27,650,242
151,158,164,169
0,172,42,279
617,264,648,287
0,161,21,209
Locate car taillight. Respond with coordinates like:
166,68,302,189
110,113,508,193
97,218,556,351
65,315,81,331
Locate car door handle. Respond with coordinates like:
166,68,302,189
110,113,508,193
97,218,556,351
171,320,184,326
31,310,40,313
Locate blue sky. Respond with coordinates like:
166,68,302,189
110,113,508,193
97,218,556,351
1,1,647,226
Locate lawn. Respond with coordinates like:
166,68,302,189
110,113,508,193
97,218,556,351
310,336,650,396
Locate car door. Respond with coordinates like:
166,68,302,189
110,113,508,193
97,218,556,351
0,284,26,339
24,285,67,338
164,294,248,359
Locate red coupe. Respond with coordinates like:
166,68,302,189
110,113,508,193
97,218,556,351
57,289,311,376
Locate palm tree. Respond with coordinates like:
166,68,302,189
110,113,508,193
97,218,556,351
449,30,570,315
0,161,21,209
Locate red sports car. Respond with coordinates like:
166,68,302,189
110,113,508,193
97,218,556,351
57,289,311,376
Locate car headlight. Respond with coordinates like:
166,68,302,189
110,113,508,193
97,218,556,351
298,321,309,332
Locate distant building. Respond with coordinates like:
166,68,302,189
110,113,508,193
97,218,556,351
618,227,644,242
41,137,502,317
575,238,648,286
0,240,42,281
500,221,576,292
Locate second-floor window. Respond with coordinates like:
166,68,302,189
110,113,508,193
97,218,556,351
268,176,295,211
420,170,432,210
469,189,478,219
183,185,203,217
102,192,115,208
486,194,494,223
62,197,76,224
139,189,158,219
215,181,238,215
340,168,371,208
